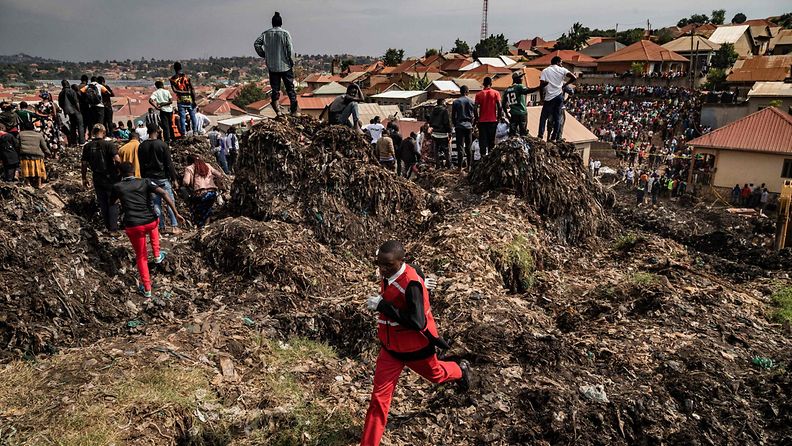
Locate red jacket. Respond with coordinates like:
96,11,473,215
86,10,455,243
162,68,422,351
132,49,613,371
377,264,439,354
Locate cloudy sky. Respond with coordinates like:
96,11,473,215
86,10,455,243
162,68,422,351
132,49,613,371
0,0,787,61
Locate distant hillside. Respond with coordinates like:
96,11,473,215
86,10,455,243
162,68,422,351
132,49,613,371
0,54,58,65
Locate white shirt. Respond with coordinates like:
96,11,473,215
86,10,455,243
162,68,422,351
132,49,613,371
194,112,210,133
365,123,385,143
150,88,174,113
540,64,571,102
135,127,148,141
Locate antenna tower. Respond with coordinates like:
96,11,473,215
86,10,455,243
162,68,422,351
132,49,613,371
481,0,489,40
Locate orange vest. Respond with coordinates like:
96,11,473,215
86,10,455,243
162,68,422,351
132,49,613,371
377,264,439,353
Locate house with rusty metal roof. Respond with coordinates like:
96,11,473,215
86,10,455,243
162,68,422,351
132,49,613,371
596,40,688,74
688,107,792,193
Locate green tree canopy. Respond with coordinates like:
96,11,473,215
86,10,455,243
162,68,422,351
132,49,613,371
383,48,405,67
554,22,591,51
711,43,739,69
474,34,510,58
678,13,710,27
776,12,792,29
232,83,266,109
731,13,747,24
340,58,355,72
424,48,439,58
711,9,726,25
451,38,470,54
704,68,727,90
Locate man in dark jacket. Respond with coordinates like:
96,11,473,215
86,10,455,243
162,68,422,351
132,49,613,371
97,76,115,135
452,85,476,169
81,124,121,231
429,99,452,168
399,132,421,180
138,125,181,234
58,80,83,145
0,123,20,181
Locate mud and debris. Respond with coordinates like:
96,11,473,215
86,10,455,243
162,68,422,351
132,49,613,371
0,116,790,446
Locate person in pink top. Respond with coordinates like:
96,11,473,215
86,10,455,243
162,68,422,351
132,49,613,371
182,154,225,227
474,76,503,159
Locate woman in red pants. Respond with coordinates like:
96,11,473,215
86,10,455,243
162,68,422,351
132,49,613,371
112,162,184,297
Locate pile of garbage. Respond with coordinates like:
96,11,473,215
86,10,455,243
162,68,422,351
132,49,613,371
471,137,615,244
230,119,436,250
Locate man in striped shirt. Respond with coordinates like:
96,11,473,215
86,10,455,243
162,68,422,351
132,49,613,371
254,12,298,116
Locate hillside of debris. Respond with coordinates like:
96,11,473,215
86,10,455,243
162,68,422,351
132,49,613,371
0,116,790,446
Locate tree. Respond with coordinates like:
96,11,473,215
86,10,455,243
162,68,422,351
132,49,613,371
383,48,405,67
232,83,266,109
776,12,792,29
474,34,510,58
656,28,676,45
704,68,727,90
425,48,439,58
731,13,747,24
711,9,726,25
554,22,591,51
451,38,470,54
340,58,355,72
631,62,646,76
711,43,739,69
401,72,432,91
678,13,709,27
616,28,646,46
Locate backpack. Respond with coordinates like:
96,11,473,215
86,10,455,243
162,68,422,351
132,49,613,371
85,84,102,106
85,140,110,174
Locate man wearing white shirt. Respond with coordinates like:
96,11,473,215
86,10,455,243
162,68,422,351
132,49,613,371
364,116,385,152
149,81,174,143
193,110,211,135
134,121,148,142
538,56,576,142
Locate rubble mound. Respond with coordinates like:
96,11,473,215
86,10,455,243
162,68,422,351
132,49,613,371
231,117,435,249
470,137,615,244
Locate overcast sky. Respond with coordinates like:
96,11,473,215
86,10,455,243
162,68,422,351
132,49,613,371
0,0,787,61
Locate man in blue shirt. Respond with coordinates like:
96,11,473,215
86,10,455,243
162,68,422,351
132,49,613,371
451,85,476,169
254,12,298,116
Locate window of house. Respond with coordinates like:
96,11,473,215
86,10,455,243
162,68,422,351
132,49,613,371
782,159,792,178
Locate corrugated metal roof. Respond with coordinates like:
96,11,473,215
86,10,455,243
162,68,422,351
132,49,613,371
709,25,750,44
662,36,721,53
372,91,427,99
492,68,542,90
597,40,688,63
726,55,792,83
525,106,597,144
358,104,401,124
747,82,792,98
428,80,460,92
688,107,792,154
312,82,347,96
526,50,598,67
580,41,626,58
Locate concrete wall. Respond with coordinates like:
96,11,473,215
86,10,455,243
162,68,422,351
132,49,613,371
748,97,792,115
733,33,756,57
701,148,792,193
701,103,750,129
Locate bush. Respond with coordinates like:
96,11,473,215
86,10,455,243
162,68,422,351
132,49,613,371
770,287,792,323
614,233,642,251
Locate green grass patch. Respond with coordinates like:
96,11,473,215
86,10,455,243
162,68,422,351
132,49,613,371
770,286,792,323
491,235,536,293
631,272,660,286
614,233,642,251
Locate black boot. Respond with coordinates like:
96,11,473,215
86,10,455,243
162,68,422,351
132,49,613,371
458,360,472,392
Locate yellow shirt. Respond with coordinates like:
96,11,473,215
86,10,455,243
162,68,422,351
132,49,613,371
118,140,140,178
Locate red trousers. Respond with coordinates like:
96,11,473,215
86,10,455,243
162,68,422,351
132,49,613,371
360,348,462,446
124,219,160,291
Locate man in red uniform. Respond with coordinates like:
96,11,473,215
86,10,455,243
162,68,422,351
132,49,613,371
360,240,471,446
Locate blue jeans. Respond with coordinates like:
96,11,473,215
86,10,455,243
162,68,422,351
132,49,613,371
150,179,178,229
538,95,564,141
216,150,230,174
177,103,197,136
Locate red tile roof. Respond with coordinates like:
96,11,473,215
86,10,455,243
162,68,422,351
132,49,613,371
492,67,542,90
743,19,777,27
525,50,597,67
277,95,335,110
597,40,688,63
727,55,792,83
304,73,342,84
203,99,244,115
440,58,472,71
467,64,513,74
245,98,271,111
688,107,792,154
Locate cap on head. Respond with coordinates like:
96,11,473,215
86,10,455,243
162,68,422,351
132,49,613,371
272,11,283,27
512,71,525,82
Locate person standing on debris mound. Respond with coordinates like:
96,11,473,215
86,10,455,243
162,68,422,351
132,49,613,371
112,162,184,298
149,81,173,143
0,123,20,182
118,131,141,178
538,56,577,142
82,124,121,230
170,62,198,136
475,76,502,160
452,85,476,169
502,71,539,138
138,124,181,234
183,154,225,227
254,12,299,117
360,240,471,446
429,99,452,168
